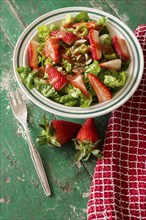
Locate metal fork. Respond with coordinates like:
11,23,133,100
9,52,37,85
9,89,51,196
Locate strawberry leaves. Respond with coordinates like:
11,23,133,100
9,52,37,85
74,139,102,162
37,115,61,147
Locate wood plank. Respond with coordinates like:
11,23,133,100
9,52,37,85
7,0,40,27
107,0,146,30
0,0,24,46
30,0,115,16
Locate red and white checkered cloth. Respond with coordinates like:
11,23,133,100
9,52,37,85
87,25,146,220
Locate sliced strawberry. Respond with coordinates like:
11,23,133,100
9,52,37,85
28,40,39,69
50,30,77,45
112,36,130,61
43,37,60,63
37,115,82,146
69,73,90,98
74,118,101,162
62,32,77,45
45,65,68,91
50,30,66,38
99,59,122,70
88,74,112,103
88,29,102,60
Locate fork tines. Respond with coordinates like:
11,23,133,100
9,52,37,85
9,90,22,106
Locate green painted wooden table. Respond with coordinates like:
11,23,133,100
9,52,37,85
0,1,145,219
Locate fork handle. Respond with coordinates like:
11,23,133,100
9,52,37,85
24,125,51,196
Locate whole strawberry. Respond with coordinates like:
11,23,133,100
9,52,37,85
74,118,102,162
37,115,82,147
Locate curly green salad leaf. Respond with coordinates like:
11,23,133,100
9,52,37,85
59,84,92,107
17,67,37,90
98,70,126,89
74,11,91,22
62,59,72,73
61,14,73,26
84,61,101,78
38,25,50,42
38,24,59,42
96,16,107,26
104,71,126,88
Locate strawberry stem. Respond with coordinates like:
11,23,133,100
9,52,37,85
36,115,61,147
74,139,102,162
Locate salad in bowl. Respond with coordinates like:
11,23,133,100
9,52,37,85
17,11,130,108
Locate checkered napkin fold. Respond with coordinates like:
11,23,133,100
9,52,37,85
87,25,146,220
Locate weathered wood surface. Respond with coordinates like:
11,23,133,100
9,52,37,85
0,0,145,219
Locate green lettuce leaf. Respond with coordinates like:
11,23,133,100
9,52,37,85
33,78,59,98
104,54,117,60
17,67,38,89
62,59,72,73
17,66,59,98
17,66,31,74
80,93,92,108
71,44,89,55
96,16,107,26
104,71,126,88
60,84,92,107
61,14,73,27
99,34,111,45
74,11,91,22
54,94,78,106
38,25,49,42
84,61,101,78
49,24,59,32
97,17,109,35
75,26,89,37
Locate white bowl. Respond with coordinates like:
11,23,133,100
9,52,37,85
13,7,144,118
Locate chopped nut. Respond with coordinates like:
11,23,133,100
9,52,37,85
78,67,85,73
74,62,83,67
74,39,87,45
76,55,84,62
72,68,80,74
85,59,92,65
85,53,88,60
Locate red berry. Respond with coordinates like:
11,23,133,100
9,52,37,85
45,65,68,91
88,74,112,103
53,120,82,145
99,59,122,70
88,29,102,60
28,40,39,69
69,73,90,98
112,36,130,61
43,37,60,63
77,118,99,143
